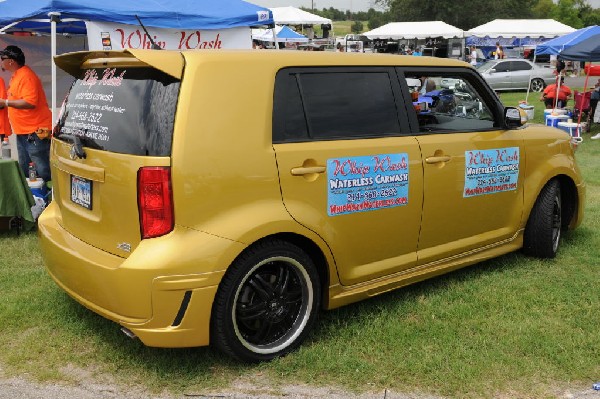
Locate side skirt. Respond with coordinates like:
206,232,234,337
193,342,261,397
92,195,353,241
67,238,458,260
327,230,524,309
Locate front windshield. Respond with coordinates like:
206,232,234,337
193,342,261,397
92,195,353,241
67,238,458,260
476,61,497,73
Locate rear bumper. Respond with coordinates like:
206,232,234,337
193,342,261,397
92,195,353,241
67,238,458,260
38,203,244,347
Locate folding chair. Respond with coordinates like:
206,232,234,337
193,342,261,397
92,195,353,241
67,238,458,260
573,90,592,132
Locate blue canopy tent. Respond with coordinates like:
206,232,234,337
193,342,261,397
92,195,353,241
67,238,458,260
535,25,600,56
272,26,307,42
252,25,308,45
523,26,600,109
0,0,274,33
0,0,275,121
538,27,600,131
556,34,600,62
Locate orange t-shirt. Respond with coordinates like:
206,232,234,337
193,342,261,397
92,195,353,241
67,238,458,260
0,78,11,136
7,65,52,135
543,84,572,101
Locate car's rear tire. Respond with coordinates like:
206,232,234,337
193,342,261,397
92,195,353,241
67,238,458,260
530,78,545,92
211,240,320,362
523,179,562,258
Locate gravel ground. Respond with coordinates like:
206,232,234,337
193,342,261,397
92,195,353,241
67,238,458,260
1,373,600,399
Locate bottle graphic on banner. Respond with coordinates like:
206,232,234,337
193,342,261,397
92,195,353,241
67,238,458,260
28,162,38,181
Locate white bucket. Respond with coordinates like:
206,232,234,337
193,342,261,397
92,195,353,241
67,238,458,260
557,121,581,137
27,178,47,199
519,105,534,121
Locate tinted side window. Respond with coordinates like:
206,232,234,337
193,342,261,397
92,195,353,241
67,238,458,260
273,69,401,142
511,61,532,71
494,62,511,72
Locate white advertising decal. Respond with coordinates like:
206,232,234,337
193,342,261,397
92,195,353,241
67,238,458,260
85,21,252,51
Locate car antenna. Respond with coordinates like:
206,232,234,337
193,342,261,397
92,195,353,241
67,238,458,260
135,15,162,50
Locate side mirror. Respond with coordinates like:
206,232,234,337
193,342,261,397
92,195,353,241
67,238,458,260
489,68,496,74
505,107,524,128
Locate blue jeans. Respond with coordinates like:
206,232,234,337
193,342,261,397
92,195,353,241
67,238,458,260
16,133,51,183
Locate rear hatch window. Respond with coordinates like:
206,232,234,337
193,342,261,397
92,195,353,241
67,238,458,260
51,64,180,257
55,67,180,155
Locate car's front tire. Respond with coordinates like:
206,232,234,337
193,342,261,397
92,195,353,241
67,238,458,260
211,240,321,362
530,78,545,92
523,179,562,258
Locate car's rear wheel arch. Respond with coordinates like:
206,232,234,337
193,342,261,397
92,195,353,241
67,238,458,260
209,234,329,361
264,233,330,301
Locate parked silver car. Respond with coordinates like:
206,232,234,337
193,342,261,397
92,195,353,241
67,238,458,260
476,59,556,92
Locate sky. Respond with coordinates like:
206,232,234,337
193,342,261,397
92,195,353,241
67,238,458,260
249,0,599,11
249,0,379,12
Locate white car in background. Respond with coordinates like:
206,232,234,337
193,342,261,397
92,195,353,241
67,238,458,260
476,58,556,92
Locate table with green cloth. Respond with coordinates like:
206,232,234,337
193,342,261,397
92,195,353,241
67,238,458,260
0,159,35,231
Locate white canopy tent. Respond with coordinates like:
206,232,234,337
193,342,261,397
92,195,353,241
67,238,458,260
269,6,332,25
363,21,464,40
467,19,575,39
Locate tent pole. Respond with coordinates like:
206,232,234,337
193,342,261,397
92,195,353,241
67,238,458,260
271,25,280,50
525,46,537,104
49,12,61,126
576,69,591,137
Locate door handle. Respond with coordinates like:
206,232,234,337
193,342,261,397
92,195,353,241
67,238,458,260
425,155,451,164
291,166,326,176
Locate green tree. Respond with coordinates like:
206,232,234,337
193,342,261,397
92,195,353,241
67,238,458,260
376,0,537,30
532,0,555,18
368,13,386,30
551,0,584,28
580,6,600,26
351,20,364,33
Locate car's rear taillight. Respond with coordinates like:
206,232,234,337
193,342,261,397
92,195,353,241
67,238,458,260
138,167,174,239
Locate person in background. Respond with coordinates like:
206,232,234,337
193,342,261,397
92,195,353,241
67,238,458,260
419,76,436,94
0,77,11,142
590,79,600,140
540,76,572,109
469,45,477,66
494,42,501,59
497,45,505,59
0,45,52,183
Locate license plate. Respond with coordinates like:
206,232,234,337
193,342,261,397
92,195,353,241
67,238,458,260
71,175,92,210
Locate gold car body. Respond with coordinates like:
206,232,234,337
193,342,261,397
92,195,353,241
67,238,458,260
39,50,585,349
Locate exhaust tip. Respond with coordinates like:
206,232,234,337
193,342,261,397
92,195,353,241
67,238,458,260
120,327,138,339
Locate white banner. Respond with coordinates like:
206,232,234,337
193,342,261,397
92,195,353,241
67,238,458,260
85,21,251,51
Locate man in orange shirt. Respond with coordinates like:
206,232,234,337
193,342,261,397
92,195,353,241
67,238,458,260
0,45,52,182
540,76,572,109
0,77,11,140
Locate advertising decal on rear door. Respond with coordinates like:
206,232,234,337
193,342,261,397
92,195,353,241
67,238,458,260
60,68,128,145
464,147,520,197
327,154,409,216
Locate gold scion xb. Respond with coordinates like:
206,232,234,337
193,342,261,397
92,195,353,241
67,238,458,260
39,50,585,362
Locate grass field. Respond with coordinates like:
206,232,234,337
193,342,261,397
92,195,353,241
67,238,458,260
1,97,599,398
312,20,366,37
